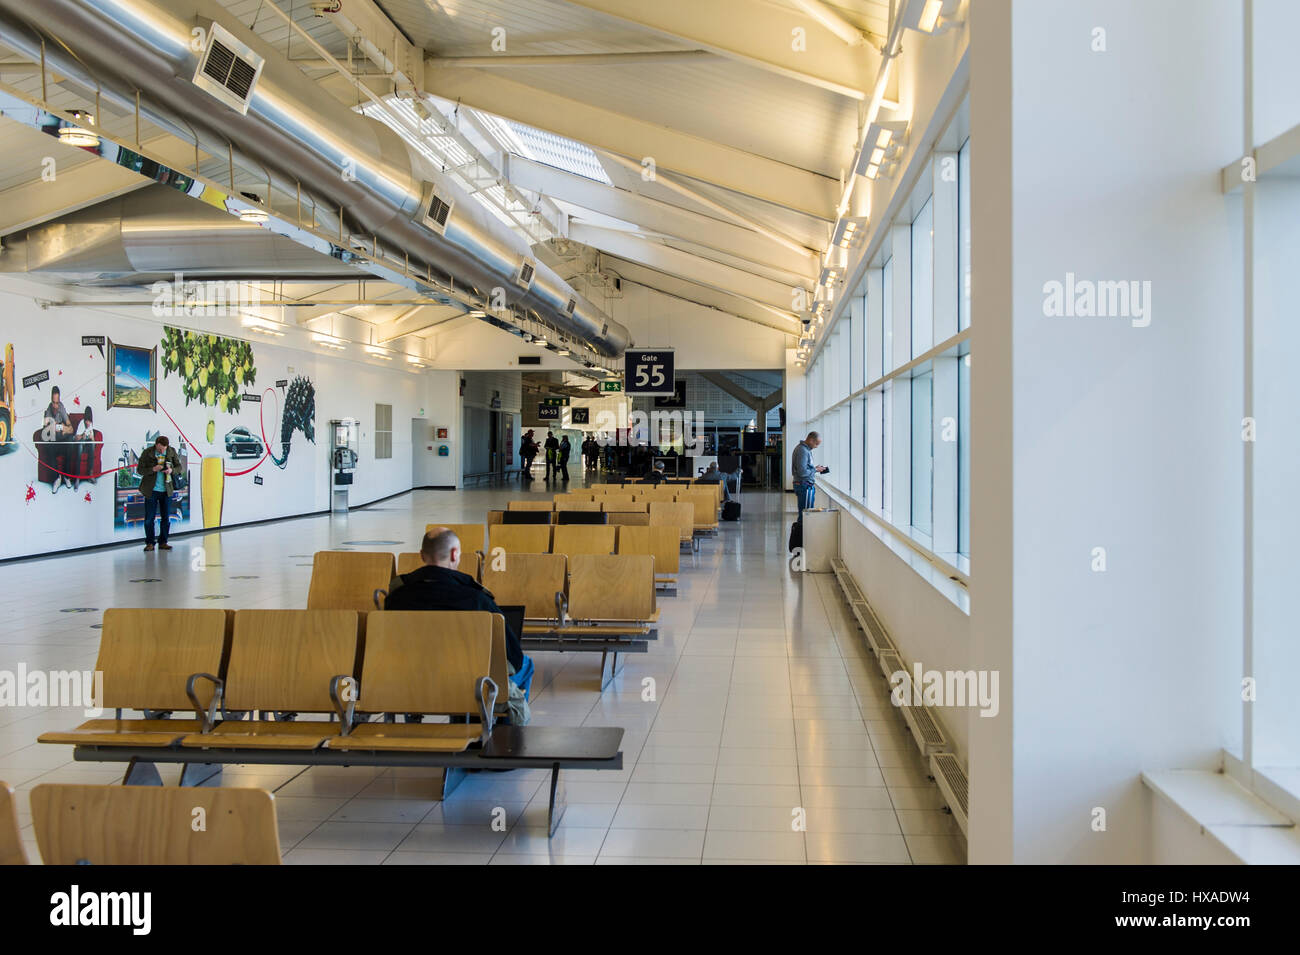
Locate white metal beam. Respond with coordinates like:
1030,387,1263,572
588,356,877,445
570,223,796,311
506,156,817,278
600,256,799,336
422,62,839,221
553,0,877,99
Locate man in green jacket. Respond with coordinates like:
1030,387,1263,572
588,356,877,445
136,435,182,551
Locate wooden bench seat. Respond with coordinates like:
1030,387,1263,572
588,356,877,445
481,553,566,619
179,609,358,753
307,551,396,611
424,522,487,554
1,782,27,865
37,608,229,760
489,523,553,554
31,784,281,865
325,611,494,754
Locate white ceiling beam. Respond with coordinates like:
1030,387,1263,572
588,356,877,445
375,304,465,344
0,132,201,235
553,0,877,99
599,256,799,336
422,63,838,221
429,50,713,68
506,156,816,278
570,223,796,311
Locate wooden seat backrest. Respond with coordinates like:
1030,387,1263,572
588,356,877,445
506,500,555,512
568,555,656,621
551,524,617,558
307,551,396,611
490,615,509,694
616,524,680,575
0,782,26,865
357,612,493,714
554,499,602,512
553,493,595,503
481,553,566,618
95,608,229,712
396,552,481,579
488,523,552,554
607,511,650,526
649,501,695,541
601,498,646,512
225,610,358,712
423,523,487,554
678,489,718,524
31,784,281,865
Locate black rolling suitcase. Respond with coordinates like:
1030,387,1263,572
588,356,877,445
788,518,802,553
722,500,741,521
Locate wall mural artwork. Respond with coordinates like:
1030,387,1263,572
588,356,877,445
271,375,316,468
113,431,192,533
106,340,157,410
0,343,15,455
0,300,384,560
159,326,255,413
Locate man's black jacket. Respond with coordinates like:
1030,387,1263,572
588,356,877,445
384,564,524,670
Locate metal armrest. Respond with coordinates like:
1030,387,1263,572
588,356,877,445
372,588,388,610
185,672,223,733
475,676,499,745
554,590,569,627
329,675,358,734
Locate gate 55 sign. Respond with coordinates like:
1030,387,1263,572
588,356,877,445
624,348,675,396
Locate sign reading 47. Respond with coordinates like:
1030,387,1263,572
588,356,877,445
624,348,675,396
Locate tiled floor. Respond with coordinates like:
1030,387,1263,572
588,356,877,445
0,478,966,864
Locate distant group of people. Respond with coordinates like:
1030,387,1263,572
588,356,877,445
518,428,574,482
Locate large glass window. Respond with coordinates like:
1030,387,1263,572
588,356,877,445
911,372,933,537
882,257,894,373
959,353,971,557
912,198,934,356
959,139,971,331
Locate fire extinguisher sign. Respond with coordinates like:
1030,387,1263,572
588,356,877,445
624,348,675,396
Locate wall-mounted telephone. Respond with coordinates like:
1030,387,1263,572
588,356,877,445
334,447,358,470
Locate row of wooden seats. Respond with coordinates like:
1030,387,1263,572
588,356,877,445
306,550,663,683
37,608,510,754
2,781,283,865
557,489,719,535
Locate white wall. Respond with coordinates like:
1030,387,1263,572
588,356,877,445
0,281,439,558
989,0,1245,863
411,370,460,488
615,285,788,369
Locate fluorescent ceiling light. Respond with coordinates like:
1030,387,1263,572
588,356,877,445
58,125,98,148
242,316,285,337
919,0,944,32
364,345,394,360
312,333,346,350
854,121,909,178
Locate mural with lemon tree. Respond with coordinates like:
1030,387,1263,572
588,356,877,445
159,326,256,413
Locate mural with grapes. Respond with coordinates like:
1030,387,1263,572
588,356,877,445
159,326,256,413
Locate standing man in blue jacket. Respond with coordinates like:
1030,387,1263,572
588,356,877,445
791,431,828,516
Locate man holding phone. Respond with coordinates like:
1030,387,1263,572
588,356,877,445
791,431,829,516
136,435,182,551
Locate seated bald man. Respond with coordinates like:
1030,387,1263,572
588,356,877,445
385,527,526,677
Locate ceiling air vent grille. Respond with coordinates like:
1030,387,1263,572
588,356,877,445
191,22,264,115
515,258,536,290
418,182,455,235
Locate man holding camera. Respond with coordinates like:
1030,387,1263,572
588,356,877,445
136,435,182,552
791,431,829,516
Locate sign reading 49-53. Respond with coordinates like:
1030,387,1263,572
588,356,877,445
624,348,675,396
